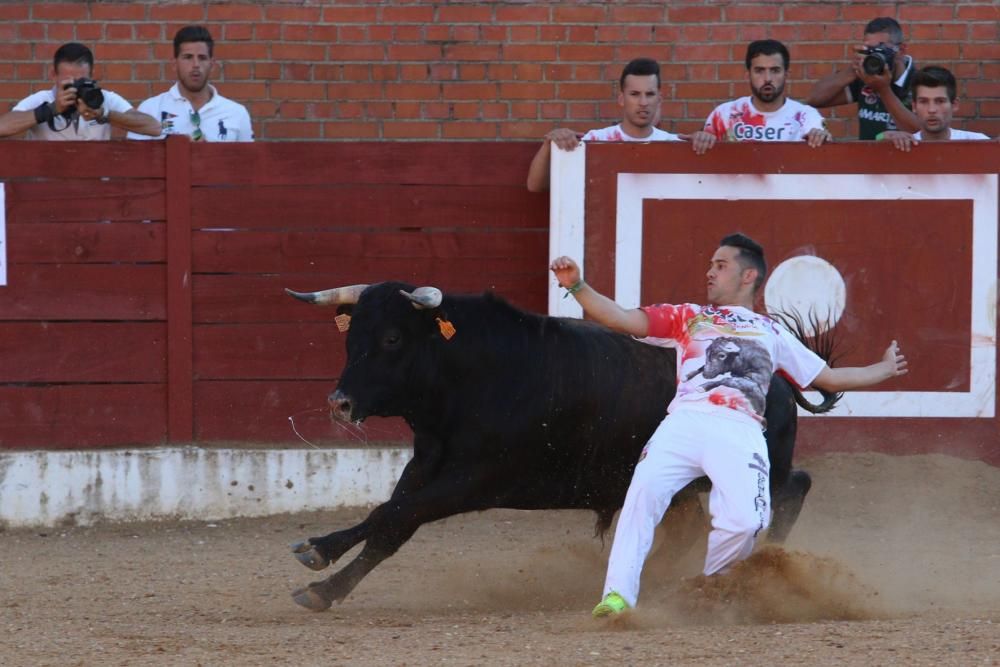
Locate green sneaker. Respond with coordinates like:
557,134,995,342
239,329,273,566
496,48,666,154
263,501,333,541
592,591,630,618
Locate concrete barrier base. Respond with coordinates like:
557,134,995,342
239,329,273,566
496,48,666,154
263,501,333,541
0,446,412,528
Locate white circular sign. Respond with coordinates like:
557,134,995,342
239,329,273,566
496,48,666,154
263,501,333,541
764,255,846,337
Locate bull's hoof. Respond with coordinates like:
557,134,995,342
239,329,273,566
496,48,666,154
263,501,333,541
291,540,331,571
292,585,332,612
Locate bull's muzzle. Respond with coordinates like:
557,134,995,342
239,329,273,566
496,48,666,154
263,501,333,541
328,390,355,422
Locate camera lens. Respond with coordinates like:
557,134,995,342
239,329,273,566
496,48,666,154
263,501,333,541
862,53,886,76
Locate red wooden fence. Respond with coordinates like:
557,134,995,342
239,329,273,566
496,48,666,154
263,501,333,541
0,139,548,449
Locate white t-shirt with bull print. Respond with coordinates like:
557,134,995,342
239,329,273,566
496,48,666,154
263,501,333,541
641,303,826,426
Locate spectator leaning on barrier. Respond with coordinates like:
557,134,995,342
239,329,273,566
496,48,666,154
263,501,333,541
128,25,253,142
0,42,160,140
688,39,831,154
880,66,992,151
526,58,683,193
806,17,920,140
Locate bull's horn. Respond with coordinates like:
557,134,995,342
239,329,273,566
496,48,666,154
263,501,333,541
285,284,368,306
399,286,443,310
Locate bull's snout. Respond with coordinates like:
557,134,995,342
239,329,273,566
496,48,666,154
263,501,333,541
328,390,354,422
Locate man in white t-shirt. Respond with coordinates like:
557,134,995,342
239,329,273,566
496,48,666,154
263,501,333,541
690,40,832,153
128,26,253,142
526,58,683,192
550,233,908,617
0,42,160,140
880,66,991,151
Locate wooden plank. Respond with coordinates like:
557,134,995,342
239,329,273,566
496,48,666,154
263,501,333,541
189,184,547,231
191,229,548,273
0,384,167,449
0,142,166,179
189,141,541,186
193,272,547,323
165,135,194,442
0,322,166,382
7,222,166,263
194,323,344,380
5,179,166,224
194,379,411,444
0,265,165,320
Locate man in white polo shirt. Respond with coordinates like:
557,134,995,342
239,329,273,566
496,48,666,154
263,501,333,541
0,42,160,140
880,66,991,151
129,26,253,142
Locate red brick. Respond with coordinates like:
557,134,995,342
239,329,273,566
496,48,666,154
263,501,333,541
328,82,383,99
450,25,478,42
687,64,718,80
567,103,598,120
101,62,132,80
963,43,1000,59
385,83,441,100
796,24,826,41
368,25,393,42
918,43,962,59
338,26,365,42
272,44,327,62
382,6,434,22
32,3,88,20
540,101,567,119
222,62,251,79
150,4,204,21
576,65,604,81
624,26,654,42
841,5,897,22
783,4,840,21
681,25,711,42
504,44,557,61
971,23,998,40
496,6,549,23
458,64,487,80
334,64,363,80
388,44,442,61
383,122,440,139
15,63,46,80
399,64,427,81
676,82,733,99
543,64,573,81
92,4,146,20
559,83,612,100
568,25,597,42
500,82,555,99
554,6,608,23
559,45,615,62
965,81,1000,97
394,26,423,42
373,64,401,80
323,122,379,139
739,25,769,41
18,23,45,40
422,102,452,119
510,101,538,117
329,44,384,62
669,6,722,22
514,64,543,81
499,121,552,139
282,24,312,42
270,82,326,100
323,6,378,23
394,102,422,119
255,63,282,80
105,24,133,40
442,83,497,100
0,5,29,20
217,43,268,60
726,5,780,22
596,25,625,42
254,23,282,41
453,102,482,119
439,6,492,23
444,123,497,139
278,102,308,119
899,5,955,21
611,6,665,23
337,102,365,118
718,63,746,79
539,26,566,41
509,26,537,43
794,43,848,60
248,101,278,117
207,5,262,21
482,102,508,119
957,5,1000,20
826,24,856,41
676,44,731,62
218,82,266,99
264,6,321,22
136,23,162,41
47,24,74,41
264,121,322,139
0,82,34,99
488,63,515,80
95,43,153,61
481,25,507,42
223,23,254,41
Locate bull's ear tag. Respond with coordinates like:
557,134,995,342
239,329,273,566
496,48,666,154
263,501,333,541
334,313,352,333
436,317,456,340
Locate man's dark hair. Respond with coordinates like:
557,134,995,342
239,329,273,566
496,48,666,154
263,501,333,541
864,17,904,45
174,25,214,57
720,233,767,291
745,40,790,71
619,58,660,90
53,43,94,71
911,65,957,102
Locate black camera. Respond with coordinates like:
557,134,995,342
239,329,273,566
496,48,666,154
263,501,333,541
64,77,104,111
861,44,896,76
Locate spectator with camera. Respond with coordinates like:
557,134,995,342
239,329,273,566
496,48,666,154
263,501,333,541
689,39,831,153
0,43,160,140
879,66,991,151
806,17,920,140
129,26,253,142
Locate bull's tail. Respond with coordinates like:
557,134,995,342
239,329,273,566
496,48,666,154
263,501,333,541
769,309,844,415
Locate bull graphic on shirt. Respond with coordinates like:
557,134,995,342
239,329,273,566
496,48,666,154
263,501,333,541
685,336,772,414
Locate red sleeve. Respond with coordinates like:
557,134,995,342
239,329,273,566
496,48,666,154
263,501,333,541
641,303,697,341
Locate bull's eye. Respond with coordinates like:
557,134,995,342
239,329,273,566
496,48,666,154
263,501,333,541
381,329,402,350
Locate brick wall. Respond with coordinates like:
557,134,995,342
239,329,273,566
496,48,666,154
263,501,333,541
1,1,998,140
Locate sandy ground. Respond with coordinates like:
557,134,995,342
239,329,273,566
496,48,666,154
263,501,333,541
1,451,998,666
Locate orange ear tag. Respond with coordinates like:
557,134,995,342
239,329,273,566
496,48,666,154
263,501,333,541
436,317,456,340
334,313,352,333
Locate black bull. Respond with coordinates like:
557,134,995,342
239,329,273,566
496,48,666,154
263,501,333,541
285,282,838,611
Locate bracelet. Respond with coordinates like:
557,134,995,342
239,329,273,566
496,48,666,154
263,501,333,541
562,280,585,298
33,102,54,125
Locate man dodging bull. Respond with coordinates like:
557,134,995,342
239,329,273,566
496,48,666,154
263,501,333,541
550,232,908,617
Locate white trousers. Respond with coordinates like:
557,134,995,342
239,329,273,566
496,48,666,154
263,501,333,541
603,409,770,607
